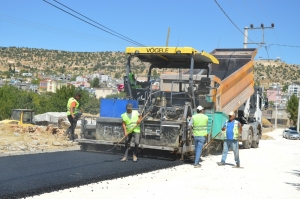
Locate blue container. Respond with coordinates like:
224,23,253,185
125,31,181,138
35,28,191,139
100,99,138,118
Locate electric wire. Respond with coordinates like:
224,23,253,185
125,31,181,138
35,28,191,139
0,14,130,46
52,0,145,47
43,0,145,47
227,0,260,42
268,44,300,48
214,0,256,44
256,0,283,60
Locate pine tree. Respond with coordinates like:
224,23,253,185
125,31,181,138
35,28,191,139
287,94,299,126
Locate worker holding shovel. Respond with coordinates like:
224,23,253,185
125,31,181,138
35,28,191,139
120,103,142,162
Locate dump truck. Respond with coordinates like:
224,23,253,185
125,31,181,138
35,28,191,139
77,47,263,159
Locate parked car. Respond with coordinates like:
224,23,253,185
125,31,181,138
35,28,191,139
286,130,300,140
289,126,297,131
283,129,291,138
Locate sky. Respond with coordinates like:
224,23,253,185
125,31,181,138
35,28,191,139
0,0,299,65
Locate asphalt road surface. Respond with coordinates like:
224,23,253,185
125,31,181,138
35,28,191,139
0,151,183,199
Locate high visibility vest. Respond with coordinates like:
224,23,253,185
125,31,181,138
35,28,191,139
129,73,135,85
121,110,140,133
223,120,240,140
192,113,208,136
67,97,79,115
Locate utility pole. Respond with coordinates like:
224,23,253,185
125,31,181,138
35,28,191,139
297,97,300,132
244,23,274,48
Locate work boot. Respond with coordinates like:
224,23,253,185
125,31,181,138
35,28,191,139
232,164,240,168
133,155,138,162
217,162,225,166
120,157,127,162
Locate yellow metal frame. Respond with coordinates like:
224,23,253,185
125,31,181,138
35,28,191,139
125,47,219,64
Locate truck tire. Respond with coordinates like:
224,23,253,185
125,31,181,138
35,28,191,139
80,144,88,152
251,139,259,148
242,129,252,149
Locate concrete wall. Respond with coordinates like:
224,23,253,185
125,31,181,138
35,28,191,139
94,88,118,98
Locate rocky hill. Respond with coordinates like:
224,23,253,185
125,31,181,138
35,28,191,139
0,47,299,87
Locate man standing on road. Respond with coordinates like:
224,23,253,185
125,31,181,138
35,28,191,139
120,103,142,162
217,111,242,168
66,93,81,141
189,105,208,168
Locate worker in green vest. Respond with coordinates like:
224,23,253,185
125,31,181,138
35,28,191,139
65,93,81,141
188,105,208,168
120,103,142,162
217,111,242,168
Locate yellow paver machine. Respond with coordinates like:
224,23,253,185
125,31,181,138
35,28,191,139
77,47,264,159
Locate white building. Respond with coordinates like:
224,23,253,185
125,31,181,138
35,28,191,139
76,76,88,82
99,75,111,82
288,84,300,98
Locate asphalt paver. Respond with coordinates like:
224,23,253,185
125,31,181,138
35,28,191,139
0,151,183,198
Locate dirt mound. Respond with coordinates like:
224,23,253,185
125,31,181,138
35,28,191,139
0,124,78,154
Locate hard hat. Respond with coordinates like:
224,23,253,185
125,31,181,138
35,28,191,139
229,111,235,116
126,103,133,109
197,106,204,111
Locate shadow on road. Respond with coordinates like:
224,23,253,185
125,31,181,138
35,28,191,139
286,170,300,190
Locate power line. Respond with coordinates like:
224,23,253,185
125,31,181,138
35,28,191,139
43,0,145,47
0,13,129,46
233,0,259,42
214,0,256,44
268,44,300,48
53,0,145,47
256,0,282,59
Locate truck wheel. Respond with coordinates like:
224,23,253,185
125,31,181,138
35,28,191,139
80,144,88,152
242,130,252,149
251,139,259,148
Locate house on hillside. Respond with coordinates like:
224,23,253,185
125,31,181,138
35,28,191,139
288,84,300,98
69,81,90,88
39,79,68,93
76,76,88,82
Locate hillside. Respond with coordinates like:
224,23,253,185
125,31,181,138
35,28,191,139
0,47,148,79
0,47,299,87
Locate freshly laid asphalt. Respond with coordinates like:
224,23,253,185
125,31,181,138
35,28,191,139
0,151,183,199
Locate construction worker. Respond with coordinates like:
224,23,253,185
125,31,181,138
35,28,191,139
217,111,242,168
66,93,81,141
120,103,142,162
188,105,208,168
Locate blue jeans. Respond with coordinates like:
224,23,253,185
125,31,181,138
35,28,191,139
194,136,206,165
221,140,240,164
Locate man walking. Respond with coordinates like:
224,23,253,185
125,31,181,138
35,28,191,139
120,103,142,162
189,105,208,168
66,93,81,141
217,111,242,168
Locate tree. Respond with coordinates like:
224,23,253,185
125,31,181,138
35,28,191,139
91,77,100,88
282,85,288,92
114,72,121,79
287,94,299,126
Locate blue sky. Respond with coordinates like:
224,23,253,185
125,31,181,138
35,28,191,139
0,0,299,64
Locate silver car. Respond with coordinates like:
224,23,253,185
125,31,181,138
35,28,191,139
283,129,291,138
286,130,300,140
